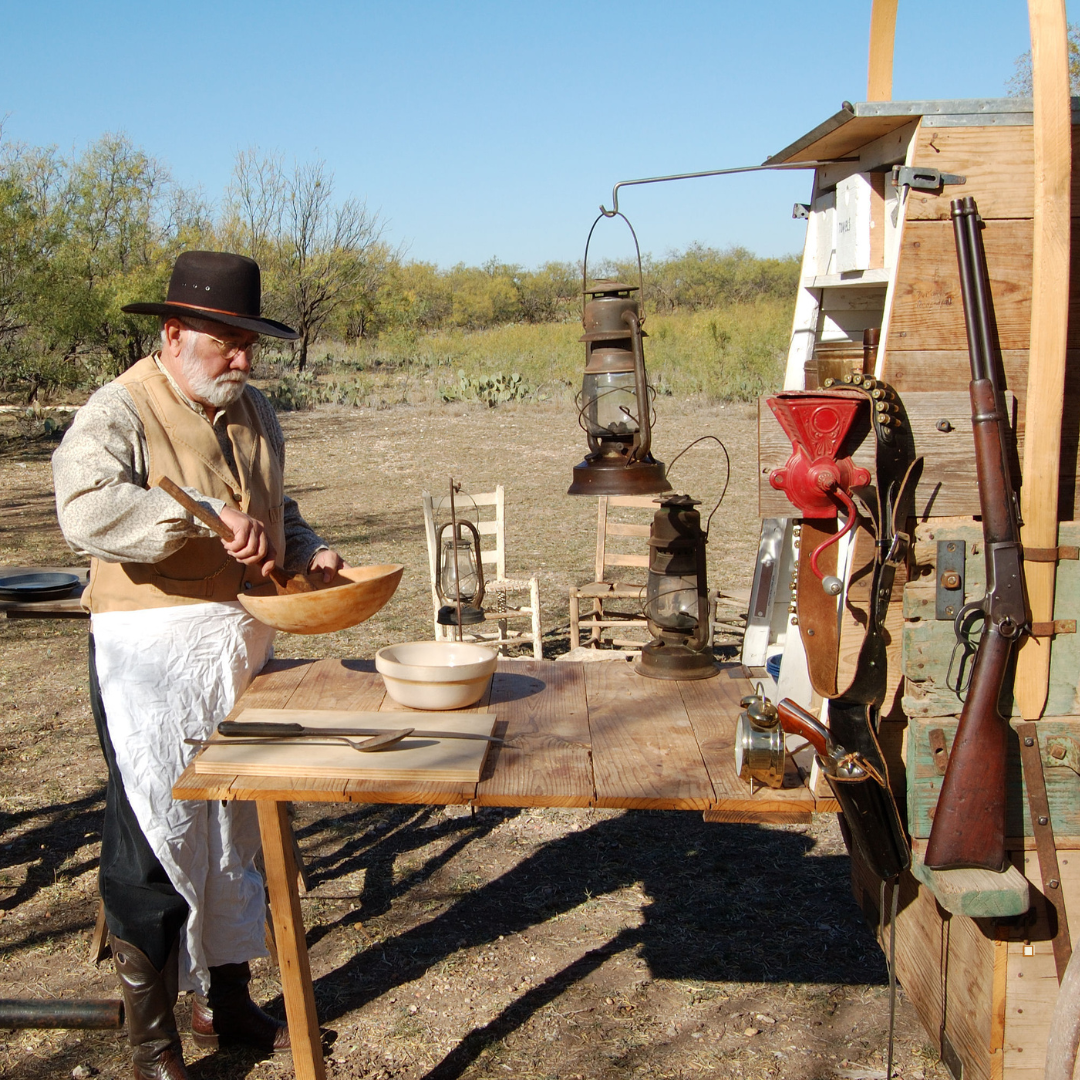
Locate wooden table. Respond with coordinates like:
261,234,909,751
175,657,837,1080
0,565,88,619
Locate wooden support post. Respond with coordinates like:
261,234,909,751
1016,0,1072,719
257,799,325,1080
867,0,898,101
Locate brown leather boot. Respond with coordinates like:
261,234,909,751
111,935,189,1080
191,961,289,1054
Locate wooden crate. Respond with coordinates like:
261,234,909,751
907,714,1080,844
765,101,1080,1079
852,843,1080,1080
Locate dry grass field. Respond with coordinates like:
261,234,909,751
0,398,945,1079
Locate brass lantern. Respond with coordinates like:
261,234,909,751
635,494,717,680
436,520,486,626
567,281,670,496
733,685,786,789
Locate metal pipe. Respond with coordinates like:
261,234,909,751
601,159,852,217
0,998,124,1029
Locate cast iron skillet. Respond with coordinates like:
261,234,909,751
0,572,82,602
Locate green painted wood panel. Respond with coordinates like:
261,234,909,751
901,521,1080,718
908,714,1080,839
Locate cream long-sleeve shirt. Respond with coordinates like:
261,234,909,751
52,355,328,574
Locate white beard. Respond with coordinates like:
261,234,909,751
179,335,248,408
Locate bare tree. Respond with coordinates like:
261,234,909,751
224,153,385,370
221,149,286,265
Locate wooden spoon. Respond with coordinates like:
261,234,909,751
156,476,315,594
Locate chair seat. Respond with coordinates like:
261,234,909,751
490,577,535,592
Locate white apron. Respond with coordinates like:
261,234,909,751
91,600,275,994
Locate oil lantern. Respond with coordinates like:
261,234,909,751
436,520,486,626
635,494,717,680
567,281,670,496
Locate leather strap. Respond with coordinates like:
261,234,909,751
1025,545,1079,562
797,520,841,697
1017,721,1072,982
835,521,879,697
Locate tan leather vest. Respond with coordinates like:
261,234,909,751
84,356,286,613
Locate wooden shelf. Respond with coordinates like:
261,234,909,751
804,268,892,288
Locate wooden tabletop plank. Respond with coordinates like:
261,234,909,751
677,669,816,813
475,660,594,807
283,658,387,711
676,666,752,802
173,763,237,800
585,662,715,810
343,780,476,804
222,659,317,719
229,775,352,802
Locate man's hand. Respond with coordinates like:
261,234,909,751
218,507,277,571
309,548,346,584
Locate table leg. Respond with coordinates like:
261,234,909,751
257,799,325,1080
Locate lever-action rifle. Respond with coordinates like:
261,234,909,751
923,196,1029,872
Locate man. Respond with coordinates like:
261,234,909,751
53,251,343,1079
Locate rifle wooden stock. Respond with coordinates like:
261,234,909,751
922,626,1014,871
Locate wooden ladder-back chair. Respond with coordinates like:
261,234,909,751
568,495,656,650
422,485,543,658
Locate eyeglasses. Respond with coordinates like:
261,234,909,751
201,331,260,361
179,321,259,360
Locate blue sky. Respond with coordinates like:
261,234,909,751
0,1,1062,268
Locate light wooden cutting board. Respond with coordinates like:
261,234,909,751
193,709,499,783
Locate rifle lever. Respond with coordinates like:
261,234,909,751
947,602,985,697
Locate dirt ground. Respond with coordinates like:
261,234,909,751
0,398,946,1079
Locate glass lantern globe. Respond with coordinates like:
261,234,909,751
436,521,486,625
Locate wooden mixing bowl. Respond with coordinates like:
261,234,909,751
238,564,404,634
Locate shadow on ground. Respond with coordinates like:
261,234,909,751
281,806,880,1080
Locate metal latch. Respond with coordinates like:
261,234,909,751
935,540,966,620
1045,736,1080,777
890,166,967,193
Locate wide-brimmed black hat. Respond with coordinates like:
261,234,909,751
122,250,299,340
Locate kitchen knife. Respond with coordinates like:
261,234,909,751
218,719,505,744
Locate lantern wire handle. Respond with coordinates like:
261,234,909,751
581,211,645,325
664,435,731,537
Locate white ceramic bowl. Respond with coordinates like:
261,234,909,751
375,641,498,710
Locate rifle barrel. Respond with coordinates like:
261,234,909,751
952,199,988,381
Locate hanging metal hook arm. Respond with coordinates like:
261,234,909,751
600,160,851,217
